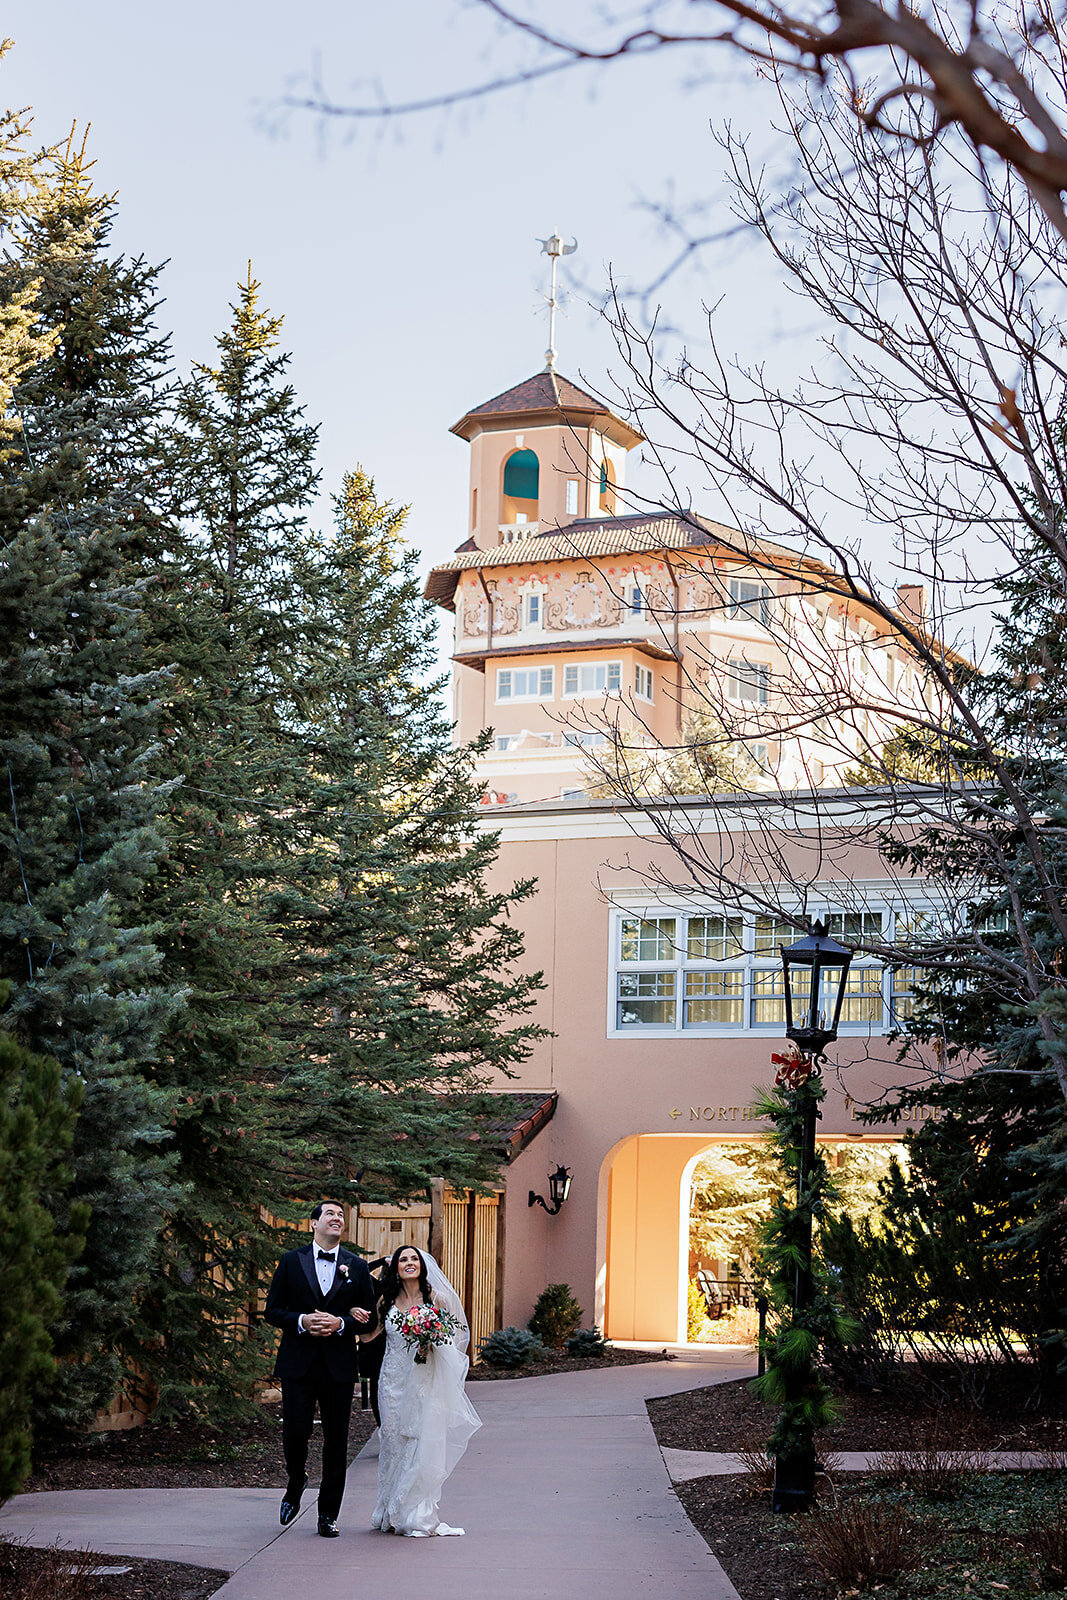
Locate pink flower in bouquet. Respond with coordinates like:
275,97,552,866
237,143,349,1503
396,1302,461,1364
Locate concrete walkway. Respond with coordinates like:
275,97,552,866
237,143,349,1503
1,1351,756,1600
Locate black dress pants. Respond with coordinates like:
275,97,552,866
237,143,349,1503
281,1358,355,1522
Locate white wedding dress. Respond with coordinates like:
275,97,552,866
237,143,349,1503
371,1275,481,1537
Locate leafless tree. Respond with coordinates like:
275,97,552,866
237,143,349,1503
288,0,1067,245
557,71,1067,1104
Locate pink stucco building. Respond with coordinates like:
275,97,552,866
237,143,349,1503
420,366,939,1349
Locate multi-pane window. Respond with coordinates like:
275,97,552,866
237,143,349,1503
563,730,607,749
889,966,920,1023
564,661,622,696
837,966,885,1024
620,916,678,962
617,971,676,1027
634,664,654,701
565,479,579,515
728,578,773,627
497,666,554,701
688,915,744,960
524,592,542,627
827,911,883,944
685,970,744,1025
611,906,898,1033
754,915,799,954
629,584,646,618
727,660,770,703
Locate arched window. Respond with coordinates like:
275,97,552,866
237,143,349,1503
502,448,540,526
599,458,616,514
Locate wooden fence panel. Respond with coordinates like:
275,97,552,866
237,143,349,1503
440,1190,501,1360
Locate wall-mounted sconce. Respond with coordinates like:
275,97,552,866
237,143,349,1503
528,1164,572,1215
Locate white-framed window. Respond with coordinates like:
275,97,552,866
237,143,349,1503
494,734,519,752
634,664,654,701
565,479,580,515
728,578,773,627
563,660,622,696
524,592,542,628
496,665,554,701
562,730,607,749
628,583,646,618
560,785,585,800
610,904,893,1035
727,659,770,703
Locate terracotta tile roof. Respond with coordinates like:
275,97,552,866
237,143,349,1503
461,370,605,420
423,511,799,606
424,508,965,666
450,1091,557,1161
451,370,644,447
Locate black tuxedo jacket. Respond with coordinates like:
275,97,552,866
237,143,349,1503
265,1244,377,1383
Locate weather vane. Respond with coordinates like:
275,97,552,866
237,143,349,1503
537,230,577,372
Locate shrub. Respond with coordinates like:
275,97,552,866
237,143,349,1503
687,1280,714,1342
800,1497,925,1587
528,1283,583,1350
874,1410,980,1500
0,1540,97,1600
733,1445,774,1493
1028,1503,1067,1589
565,1326,610,1357
477,1327,546,1369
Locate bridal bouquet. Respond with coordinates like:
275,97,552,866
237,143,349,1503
396,1302,461,1364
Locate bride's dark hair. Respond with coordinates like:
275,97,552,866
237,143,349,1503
377,1245,432,1316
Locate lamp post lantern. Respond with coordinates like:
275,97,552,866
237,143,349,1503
771,920,853,1515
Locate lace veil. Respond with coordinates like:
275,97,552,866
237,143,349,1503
421,1251,470,1357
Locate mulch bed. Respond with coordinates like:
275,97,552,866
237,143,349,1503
648,1371,1067,1600
26,1401,378,1492
0,1540,226,1600
648,1369,1067,1453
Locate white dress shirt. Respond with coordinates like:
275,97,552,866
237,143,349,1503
298,1244,342,1333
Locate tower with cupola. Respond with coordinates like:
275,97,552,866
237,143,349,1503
450,370,643,549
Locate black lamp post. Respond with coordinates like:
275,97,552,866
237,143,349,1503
529,1164,572,1215
771,919,853,1515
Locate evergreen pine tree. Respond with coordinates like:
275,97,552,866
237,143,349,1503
0,133,179,1431
279,468,546,1202
860,463,1067,1373
135,272,324,1418
141,290,545,1417
0,988,87,1500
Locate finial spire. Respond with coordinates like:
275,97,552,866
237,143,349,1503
537,230,577,371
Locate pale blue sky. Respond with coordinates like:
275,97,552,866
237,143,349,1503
2,3,797,588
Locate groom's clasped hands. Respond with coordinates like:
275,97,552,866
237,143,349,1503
302,1307,371,1337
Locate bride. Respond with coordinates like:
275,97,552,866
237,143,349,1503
365,1245,481,1537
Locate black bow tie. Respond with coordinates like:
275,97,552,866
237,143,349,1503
317,1250,336,1262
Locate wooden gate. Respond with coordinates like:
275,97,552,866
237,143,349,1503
440,1189,503,1361
353,1202,431,1263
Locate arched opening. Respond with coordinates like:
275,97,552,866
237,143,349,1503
598,1131,906,1346
598,458,616,514
502,448,540,525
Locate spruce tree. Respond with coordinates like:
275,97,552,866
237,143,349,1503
0,134,178,1431
279,468,546,1202
0,989,87,1500
141,290,545,1417
135,272,324,1418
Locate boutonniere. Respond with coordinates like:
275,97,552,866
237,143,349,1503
337,1263,349,1279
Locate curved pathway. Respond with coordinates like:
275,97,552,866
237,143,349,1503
1,1350,756,1600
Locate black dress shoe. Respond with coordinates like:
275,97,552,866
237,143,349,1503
317,1516,340,1538
280,1476,308,1526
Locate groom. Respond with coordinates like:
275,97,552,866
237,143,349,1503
265,1201,377,1537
